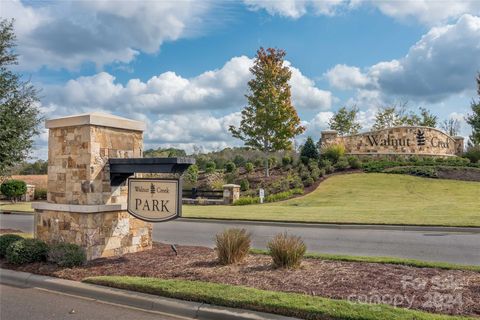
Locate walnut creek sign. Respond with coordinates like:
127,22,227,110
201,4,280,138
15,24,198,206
320,126,464,157
127,178,181,222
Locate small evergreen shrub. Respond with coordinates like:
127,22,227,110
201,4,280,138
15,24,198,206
0,234,23,258
34,188,47,200
464,145,480,163
303,177,314,187
268,232,306,269
319,168,326,177
205,161,216,173
310,167,321,181
347,156,362,169
0,180,27,202
268,157,277,168
225,161,237,173
334,156,349,171
48,243,86,267
233,196,260,205
215,228,251,265
318,158,331,169
245,162,254,173
5,238,48,265
321,144,345,163
239,179,250,191
282,156,292,166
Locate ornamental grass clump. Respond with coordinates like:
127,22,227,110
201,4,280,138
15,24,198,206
215,228,251,265
268,232,306,269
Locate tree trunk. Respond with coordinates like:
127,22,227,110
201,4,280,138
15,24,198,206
264,152,269,177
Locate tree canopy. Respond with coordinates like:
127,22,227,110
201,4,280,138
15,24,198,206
372,104,437,130
0,19,42,178
466,73,480,146
328,106,361,136
229,47,305,176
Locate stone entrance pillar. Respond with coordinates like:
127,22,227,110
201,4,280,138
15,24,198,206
32,113,152,260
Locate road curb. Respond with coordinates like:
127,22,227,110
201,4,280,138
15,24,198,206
0,268,296,320
179,218,480,233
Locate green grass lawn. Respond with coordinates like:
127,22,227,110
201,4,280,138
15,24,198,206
183,173,480,227
0,201,33,213
84,276,475,320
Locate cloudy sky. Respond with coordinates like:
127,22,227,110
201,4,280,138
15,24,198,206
3,0,480,159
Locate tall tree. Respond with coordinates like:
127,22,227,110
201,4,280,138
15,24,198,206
441,118,461,137
300,137,319,161
0,19,42,178
229,47,305,176
372,106,405,130
328,106,361,136
466,73,480,146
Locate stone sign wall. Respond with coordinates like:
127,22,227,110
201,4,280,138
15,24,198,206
321,126,464,157
33,113,152,260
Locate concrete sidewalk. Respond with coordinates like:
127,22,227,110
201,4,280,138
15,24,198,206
0,268,296,320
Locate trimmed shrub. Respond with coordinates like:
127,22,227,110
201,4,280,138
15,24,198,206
34,188,47,200
239,179,250,191
310,167,321,181
233,196,260,205
318,158,331,169
325,164,334,174
303,177,314,187
5,238,48,265
268,232,306,269
282,156,292,166
245,162,254,173
464,145,480,163
205,161,216,173
225,161,236,173
215,228,251,265
334,156,349,171
319,168,326,177
48,243,86,267
0,180,27,202
321,144,345,163
0,234,24,258
347,156,362,169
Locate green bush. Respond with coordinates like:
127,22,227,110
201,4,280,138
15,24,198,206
318,168,326,178
5,238,48,265
184,164,199,186
384,166,438,178
302,177,314,187
47,243,86,267
205,161,216,173
268,157,277,168
34,188,47,200
215,228,251,265
244,162,254,173
265,188,303,203
318,158,331,169
233,155,246,167
464,145,480,163
334,156,349,171
239,179,250,192
254,158,263,168
321,144,345,163
233,196,260,205
225,161,236,173
0,234,24,258
282,156,292,166
0,180,27,201
310,167,321,181
347,156,362,169
268,233,306,269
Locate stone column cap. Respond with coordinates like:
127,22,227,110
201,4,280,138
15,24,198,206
223,184,240,188
45,112,145,131
32,202,127,213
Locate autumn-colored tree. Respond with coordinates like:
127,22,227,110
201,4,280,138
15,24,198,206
230,48,305,176
328,106,361,136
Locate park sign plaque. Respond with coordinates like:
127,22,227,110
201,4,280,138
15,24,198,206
127,178,181,222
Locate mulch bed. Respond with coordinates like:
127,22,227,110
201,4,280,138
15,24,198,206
1,243,479,317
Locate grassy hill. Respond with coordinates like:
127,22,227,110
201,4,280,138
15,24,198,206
184,173,480,227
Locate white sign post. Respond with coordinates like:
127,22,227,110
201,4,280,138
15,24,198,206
259,188,265,204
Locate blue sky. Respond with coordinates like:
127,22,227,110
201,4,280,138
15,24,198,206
3,0,480,159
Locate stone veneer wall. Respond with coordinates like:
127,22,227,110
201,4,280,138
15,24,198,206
321,126,463,157
47,125,143,205
35,210,152,260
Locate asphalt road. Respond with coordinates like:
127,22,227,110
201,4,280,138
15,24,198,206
0,284,181,320
1,214,479,265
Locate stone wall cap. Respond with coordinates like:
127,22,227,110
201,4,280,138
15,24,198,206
223,184,240,188
45,112,145,131
32,202,127,213
453,136,465,139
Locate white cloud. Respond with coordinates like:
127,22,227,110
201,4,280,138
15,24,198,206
43,56,332,115
2,0,212,70
327,14,480,103
325,64,371,90
243,0,480,25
